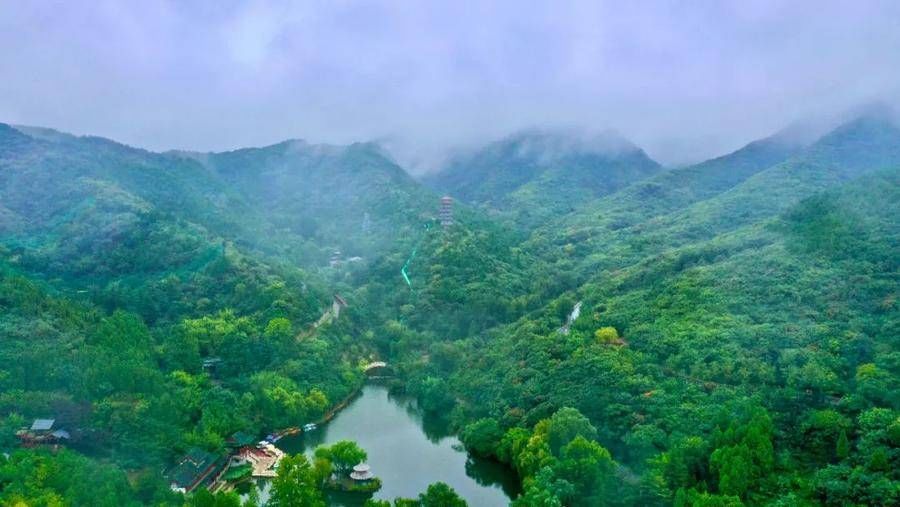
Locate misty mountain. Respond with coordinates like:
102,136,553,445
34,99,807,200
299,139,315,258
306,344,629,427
525,112,900,278
1,111,898,506
0,123,337,324
200,139,438,261
423,128,662,227
0,124,449,273
414,112,899,506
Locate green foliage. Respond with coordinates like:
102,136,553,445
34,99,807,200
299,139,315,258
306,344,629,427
836,429,851,460
493,408,617,506
0,449,178,506
314,440,367,475
556,436,615,505
425,129,662,228
268,453,327,507
594,326,620,343
460,418,504,458
546,407,598,456
674,488,743,507
419,482,468,507
1,112,899,506
186,489,242,507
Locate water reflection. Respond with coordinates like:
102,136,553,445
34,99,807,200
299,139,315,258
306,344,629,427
268,384,519,506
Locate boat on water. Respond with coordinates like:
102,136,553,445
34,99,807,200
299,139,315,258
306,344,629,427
302,423,317,432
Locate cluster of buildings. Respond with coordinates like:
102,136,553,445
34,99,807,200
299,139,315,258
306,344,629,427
166,432,284,494
14,417,376,497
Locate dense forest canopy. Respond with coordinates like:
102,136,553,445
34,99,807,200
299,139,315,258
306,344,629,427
0,109,898,506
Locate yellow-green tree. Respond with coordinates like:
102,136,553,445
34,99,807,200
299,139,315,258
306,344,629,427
594,326,619,344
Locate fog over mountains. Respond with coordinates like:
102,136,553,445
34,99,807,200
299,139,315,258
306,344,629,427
3,2,900,168
2,2,899,506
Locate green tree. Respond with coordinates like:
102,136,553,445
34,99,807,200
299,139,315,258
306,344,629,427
547,407,598,456
315,440,367,475
460,418,503,458
188,489,241,507
264,317,293,342
0,413,26,449
710,444,752,497
594,326,619,344
555,436,615,506
836,429,850,460
496,427,531,465
268,453,326,507
855,363,897,407
801,409,852,463
674,487,743,507
514,421,554,478
708,406,775,498
656,436,711,491
419,482,467,507
243,486,260,507
513,466,573,507
416,376,455,414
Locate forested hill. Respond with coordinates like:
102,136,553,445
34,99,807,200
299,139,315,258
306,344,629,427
199,139,438,264
1,124,449,269
0,121,536,505
423,128,662,228
0,128,368,504
397,112,900,505
519,113,900,286
0,111,898,506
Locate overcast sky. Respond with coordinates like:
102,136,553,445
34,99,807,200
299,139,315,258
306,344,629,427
2,1,899,170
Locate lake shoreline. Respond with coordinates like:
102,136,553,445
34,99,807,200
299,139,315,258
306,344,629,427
256,383,520,506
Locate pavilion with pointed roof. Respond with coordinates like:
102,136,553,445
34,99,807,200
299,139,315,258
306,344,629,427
350,463,374,481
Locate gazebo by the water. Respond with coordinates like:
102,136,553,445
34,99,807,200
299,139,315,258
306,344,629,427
349,463,374,481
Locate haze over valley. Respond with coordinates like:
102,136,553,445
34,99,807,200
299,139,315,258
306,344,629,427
1,2,899,506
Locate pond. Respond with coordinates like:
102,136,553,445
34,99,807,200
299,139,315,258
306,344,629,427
248,383,519,506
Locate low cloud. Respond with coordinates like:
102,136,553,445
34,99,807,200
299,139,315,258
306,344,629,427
1,1,899,171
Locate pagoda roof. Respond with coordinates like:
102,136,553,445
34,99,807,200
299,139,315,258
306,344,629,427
228,431,257,447
350,470,374,480
167,448,223,491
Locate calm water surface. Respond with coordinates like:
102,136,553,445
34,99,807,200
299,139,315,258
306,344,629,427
252,384,518,506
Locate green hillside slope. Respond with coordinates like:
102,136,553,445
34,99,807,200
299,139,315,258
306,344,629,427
396,115,900,505
425,129,662,227
0,112,897,506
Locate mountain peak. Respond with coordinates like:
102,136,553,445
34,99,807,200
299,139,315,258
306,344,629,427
500,127,641,162
424,126,660,226
0,122,36,151
813,106,900,146
797,107,900,176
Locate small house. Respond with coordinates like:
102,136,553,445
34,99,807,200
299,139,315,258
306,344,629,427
17,419,70,447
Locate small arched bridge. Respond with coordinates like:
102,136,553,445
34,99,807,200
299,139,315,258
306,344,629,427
363,361,387,372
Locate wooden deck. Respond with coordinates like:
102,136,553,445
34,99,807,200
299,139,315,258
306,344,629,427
239,443,284,478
